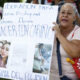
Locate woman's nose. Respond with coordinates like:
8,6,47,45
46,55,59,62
63,13,68,17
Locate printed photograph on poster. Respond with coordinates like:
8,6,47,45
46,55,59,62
33,43,52,74
0,40,11,68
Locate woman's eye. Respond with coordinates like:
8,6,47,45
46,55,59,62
68,13,72,15
61,12,65,14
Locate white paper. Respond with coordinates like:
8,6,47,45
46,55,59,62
0,3,58,80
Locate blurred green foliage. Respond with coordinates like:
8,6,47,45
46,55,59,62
0,0,7,7
0,0,22,7
0,78,11,80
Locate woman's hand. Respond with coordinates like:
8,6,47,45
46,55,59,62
52,22,61,38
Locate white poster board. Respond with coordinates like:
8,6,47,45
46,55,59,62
0,3,58,80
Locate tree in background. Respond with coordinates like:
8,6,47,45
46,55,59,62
0,0,22,7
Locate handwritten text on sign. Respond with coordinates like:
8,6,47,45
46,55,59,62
0,3,58,80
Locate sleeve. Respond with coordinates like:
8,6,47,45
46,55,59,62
72,27,80,40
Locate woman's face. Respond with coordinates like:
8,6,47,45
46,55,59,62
59,4,75,27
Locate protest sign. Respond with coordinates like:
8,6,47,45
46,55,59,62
0,3,58,80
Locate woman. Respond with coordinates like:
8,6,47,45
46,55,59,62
58,0,80,26
50,3,80,80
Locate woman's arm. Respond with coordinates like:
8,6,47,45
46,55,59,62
52,23,80,58
57,33,80,58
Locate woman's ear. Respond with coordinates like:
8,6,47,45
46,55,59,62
73,14,76,21
75,12,80,25
73,20,76,25
73,13,76,25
